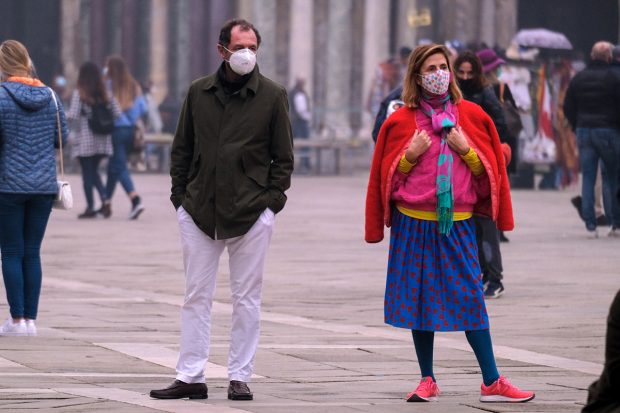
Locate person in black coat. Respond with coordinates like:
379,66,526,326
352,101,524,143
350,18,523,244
454,50,508,299
476,48,520,175
582,290,620,413
564,41,620,238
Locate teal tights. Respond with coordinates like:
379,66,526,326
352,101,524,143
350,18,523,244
411,329,500,386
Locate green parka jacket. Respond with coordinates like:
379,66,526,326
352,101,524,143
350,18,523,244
170,65,294,239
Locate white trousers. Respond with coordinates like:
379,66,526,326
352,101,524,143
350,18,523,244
175,206,274,383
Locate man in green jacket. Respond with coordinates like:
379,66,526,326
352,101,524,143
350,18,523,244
150,18,293,402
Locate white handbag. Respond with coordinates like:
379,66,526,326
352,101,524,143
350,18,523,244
50,90,73,210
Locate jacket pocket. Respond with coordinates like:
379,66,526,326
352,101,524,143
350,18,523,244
241,150,269,188
187,153,201,183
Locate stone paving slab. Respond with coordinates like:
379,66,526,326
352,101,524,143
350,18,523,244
0,173,616,412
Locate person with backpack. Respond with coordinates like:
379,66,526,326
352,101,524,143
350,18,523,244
102,55,148,220
67,62,121,219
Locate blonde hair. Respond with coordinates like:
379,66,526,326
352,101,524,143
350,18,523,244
0,40,34,80
401,44,462,108
105,55,141,110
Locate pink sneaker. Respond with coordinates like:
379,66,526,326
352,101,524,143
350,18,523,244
406,376,440,402
480,376,535,403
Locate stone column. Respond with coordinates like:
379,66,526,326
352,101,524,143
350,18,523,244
495,0,517,48
60,0,82,89
150,0,168,104
90,0,109,65
396,0,417,48
312,0,329,132
108,0,123,54
274,0,291,86
479,0,496,47
363,0,391,131
289,0,314,93
443,0,480,46
349,0,365,136
205,0,236,74
251,0,278,81
237,0,254,20
325,0,354,138
167,0,192,101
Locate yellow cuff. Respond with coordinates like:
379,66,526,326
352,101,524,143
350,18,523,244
460,148,484,176
398,154,416,173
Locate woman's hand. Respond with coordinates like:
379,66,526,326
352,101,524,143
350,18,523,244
446,127,470,156
405,130,432,163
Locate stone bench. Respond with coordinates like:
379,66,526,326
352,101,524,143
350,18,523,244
294,138,345,175
143,132,174,172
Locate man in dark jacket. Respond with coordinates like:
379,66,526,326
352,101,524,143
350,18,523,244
582,290,620,413
150,19,293,402
564,41,620,238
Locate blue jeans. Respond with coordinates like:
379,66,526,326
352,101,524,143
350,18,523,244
78,155,107,210
576,128,620,230
0,193,53,319
106,126,136,199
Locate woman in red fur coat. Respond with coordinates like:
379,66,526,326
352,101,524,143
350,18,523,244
365,44,534,404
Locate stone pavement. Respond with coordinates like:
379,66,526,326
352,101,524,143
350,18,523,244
0,172,617,412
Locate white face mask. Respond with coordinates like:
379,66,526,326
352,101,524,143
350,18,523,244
224,47,256,76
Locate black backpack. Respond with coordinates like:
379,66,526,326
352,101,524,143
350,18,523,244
88,101,115,135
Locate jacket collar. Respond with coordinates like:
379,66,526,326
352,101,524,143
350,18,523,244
588,60,610,69
203,62,259,99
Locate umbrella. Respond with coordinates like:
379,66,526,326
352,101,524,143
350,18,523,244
513,28,573,50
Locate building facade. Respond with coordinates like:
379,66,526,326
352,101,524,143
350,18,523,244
0,0,618,139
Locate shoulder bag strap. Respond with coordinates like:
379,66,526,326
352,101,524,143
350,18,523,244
499,82,506,104
49,89,64,181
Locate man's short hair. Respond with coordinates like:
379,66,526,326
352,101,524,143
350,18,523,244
591,41,613,62
612,45,620,61
399,46,413,60
218,19,262,47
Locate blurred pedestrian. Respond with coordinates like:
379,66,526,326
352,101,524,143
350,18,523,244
52,74,70,106
371,46,413,142
564,41,620,238
477,48,520,173
289,76,312,172
367,46,412,116
102,55,147,220
365,44,534,403
66,62,121,219
149,18,293,402
0,40,68,336
455,50,508,299
582,290,620,413
141,80,164,171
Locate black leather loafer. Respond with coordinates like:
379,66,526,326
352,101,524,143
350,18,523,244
228,380,253,400
150,380,208,399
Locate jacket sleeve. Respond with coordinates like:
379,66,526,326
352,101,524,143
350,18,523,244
484,114,514,231
481,87,509,142
563,80,577,130
365,120,389,243
169,88,195,209
372,86,402,142
267,88,294,214
66,91,81,121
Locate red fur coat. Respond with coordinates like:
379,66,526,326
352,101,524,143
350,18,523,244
365,99,514,243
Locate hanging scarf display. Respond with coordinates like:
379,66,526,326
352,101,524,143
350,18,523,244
418,93,457,235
